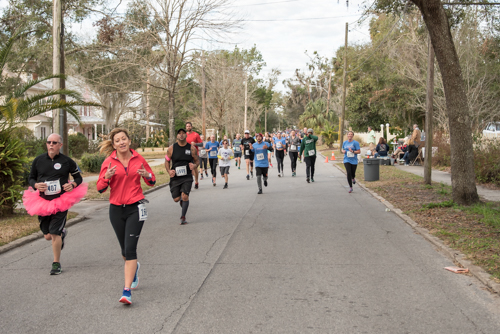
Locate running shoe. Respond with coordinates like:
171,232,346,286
352,178,356,185
119,288,132,305
281,172,284,177
61,228,67,250
194,183,199,189
180,216,188,225
235,161,238,167
246,174,250,180
213,182,216,187
306,178,310,183
50,262,62,275
264,180,268,187
131,262,140,289
205,171,209,177
278,174,281,177
200,175,204,180
311,177,314,182
238,167,240,170
223,184,228,189
349,188,353,193
258,189,263,194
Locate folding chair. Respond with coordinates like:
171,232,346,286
410,148,424,166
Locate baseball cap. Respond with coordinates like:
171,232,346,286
177,128,187,134
256,133,263,138
244,130,250,134
307,128,314,133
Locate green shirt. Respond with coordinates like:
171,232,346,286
299,135,318,157
368,130,376,144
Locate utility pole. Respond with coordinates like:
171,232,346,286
265,107,267,133
424,35,435,185
244,72,248,131
339,22,348,145
60,18,67,155
53,0,65,152
146,67,150,140
326,71,332,118
201,52,206,137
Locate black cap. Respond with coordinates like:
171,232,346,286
177,128,187,134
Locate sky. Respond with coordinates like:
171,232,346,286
0,0,374,93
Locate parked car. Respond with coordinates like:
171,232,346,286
483,122,500,138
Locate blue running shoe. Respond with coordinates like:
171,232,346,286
119,288,132,305
131,262,140,289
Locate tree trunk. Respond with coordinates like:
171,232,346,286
411,0,479,205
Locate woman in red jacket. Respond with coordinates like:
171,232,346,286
97,128,156,305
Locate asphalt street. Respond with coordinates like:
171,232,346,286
1,154,500,333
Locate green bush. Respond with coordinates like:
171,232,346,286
474,139,500,186
80,152,106,173
69,133,89,158
0,131,28,216
11,126,46,157
431,131,451,167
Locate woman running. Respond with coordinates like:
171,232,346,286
265,132,274,167
199,135,208,179
273,132,286,177
288,130,301,176
97,128,156,305
205,134,220,186
341,130,361,193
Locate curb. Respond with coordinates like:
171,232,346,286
0,182,170,255
321,153,500,295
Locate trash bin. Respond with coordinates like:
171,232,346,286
363,158,380,181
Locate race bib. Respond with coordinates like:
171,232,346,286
210,151,217,157
291,145,296,150
234,147,241,152
276,143,282,149
175,166,187,176
45,180,61,195
185,149,191,155
308,150,315,156
138,203,148,221
347,151,355,158
256,153,265,160
200,149,206,155
245,150,250,156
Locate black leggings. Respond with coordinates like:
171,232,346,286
276,150,285,173
109,204,144,260
200,157,208,170
289,152,298,172
304,155,316,178
209,158,218,177
344,162,358,188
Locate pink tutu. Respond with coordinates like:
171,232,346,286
22,183,88,216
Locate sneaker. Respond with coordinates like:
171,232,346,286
205,171,208,177
180,216,188,225
306,178,310,183
349,188,353,193
352,178,356,185
119,288,132,305
61,228,67,250
238,167,240,170
281,172,284,177
213,182,216,187
200,175,204,180
223,184,228,189
246,175,250,180
258,189,263,194
194,183,199,189
278,174,281,177
50,262,62,275
235,161,238,167
264,180,268,187
311,177,314,182
131,262,140,289
404,163,409,166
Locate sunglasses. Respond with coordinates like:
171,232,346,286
46,141,60,145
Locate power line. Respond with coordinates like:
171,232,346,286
225,0,302,7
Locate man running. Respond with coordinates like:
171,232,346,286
218,139,234,189
250,133,270,194
185,122,203,189
232,133,242,169
205,134,220,186
240,130,255,180
288,130,301,176
299,128,319,183
165,128,199,225
24,133,87,275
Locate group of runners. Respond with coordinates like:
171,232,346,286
22,122,361,306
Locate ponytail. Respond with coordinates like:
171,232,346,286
99,128,130,157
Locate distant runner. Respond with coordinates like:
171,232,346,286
233,134,242,169
341,131,361,193
299,128,318,183
273,132,286,177
199,135,208,179
288,130,301,177
185,122,203,189
218,139,234,189
241,130,255,180
205,134,220,186
250,133,270,194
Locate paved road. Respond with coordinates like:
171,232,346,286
2,155,500,333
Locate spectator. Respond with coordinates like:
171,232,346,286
367,126,376,151
411,124,422,148
374,137,390,158
403,138,419,166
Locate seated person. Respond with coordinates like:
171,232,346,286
402,138,419,166
393,139,408,161
374,137,390,158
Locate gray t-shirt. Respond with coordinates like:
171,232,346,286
288,136,301,152
199,141,208,158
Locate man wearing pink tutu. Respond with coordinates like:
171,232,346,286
24,133,87,275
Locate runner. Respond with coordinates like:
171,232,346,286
341,130,361,193
218,139,234,189
232,134,242,169
273,132,286,177
198,135,208,179
299,128,319,183
97,128,156,305
264,132,273,167
288,130,301,176
219,134,231,148
240,130,255,180
185,122,203,189
205,134,220,186
165,128,199,224
250,133,270,194
24,133,87,275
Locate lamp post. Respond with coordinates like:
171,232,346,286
380,124,384,140
386,123,390,141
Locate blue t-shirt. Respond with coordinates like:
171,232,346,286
274,138,286,150
251,142,270,167
342,140,360,165
205,141,220,158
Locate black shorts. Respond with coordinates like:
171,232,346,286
256,167,269,177
220,166,230,176
39,210,68,235
169,176,193,199
234,152,242,158
244,151,254,161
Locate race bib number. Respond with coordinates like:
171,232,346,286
175,166,187,176
200,149,206,155
291,145,296,150
234,146,241,152
45,180,61,195
185,149,191,155
347,151,355,158
138,204,148,221
276,143,282,149
210,151,217,157
245,150,250,156
256,153,265,160
308,150,316,156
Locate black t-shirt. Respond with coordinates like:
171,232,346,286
29,153,82,200
171,143,193,181
241,137,255,153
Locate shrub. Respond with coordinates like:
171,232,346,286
474,139,500,186
431,131,451,167
69,133,89,158
11,126,46,157
80,152,106,173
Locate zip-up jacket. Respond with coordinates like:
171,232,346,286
97,149,156,205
